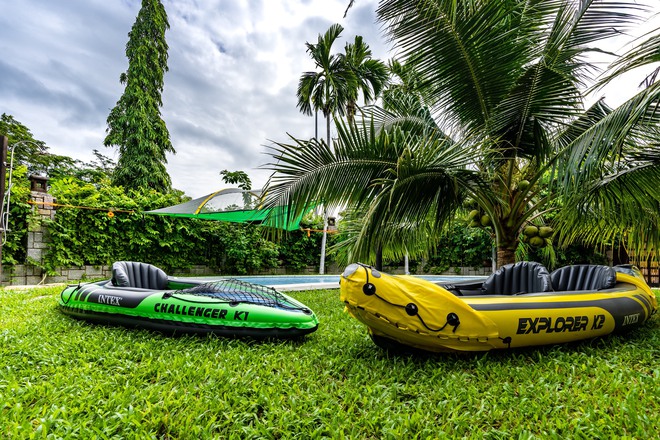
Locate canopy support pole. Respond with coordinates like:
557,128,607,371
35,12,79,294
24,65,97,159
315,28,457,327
319,209,328,275
0,136,6,286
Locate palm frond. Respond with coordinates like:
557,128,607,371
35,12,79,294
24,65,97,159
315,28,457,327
596,24,660,90
378,0,533,135
557,82,660,193
488,0,644,162
262,118,402,220
554,152,660,255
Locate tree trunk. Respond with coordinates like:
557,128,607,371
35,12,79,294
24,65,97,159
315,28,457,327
319,210,328,275
326,113,331,148
375,246,383,271
497,246,516,268
314,109,318,141
347,100,356,125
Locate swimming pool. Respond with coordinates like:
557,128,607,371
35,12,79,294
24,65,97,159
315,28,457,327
199,274,486,291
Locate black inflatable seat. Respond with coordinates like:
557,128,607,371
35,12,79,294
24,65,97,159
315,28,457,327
481,261,553,295
550,264,617,292
111,261,169,290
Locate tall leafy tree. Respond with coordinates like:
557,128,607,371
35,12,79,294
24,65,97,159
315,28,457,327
0,113,48,172
265,0,660,268
104,0,173,192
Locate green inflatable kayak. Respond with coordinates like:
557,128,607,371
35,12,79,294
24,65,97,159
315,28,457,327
59,261,319,338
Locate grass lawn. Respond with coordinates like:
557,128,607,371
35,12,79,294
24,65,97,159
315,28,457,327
1,285,658,439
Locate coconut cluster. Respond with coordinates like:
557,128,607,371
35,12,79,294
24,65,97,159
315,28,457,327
521,224,553,248
467,208,491,229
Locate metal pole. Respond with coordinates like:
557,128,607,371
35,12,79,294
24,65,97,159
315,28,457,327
491,245,497,273
0,135,8,286
319,210,328,275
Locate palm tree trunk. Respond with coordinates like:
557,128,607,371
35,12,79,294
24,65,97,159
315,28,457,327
496,246,516,268
375,246,383,271
319,210,328,274
347,100,356,125
495,224,519,268
326,113,331,148
315,109,318,140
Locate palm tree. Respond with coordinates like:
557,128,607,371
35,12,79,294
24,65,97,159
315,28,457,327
341,35,389,124
296,24,354,274
297,23,356,146
269,1,660,269
296,24,388,271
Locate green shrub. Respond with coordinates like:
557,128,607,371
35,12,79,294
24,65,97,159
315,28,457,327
424,223,493,273
278,214,337,271
1,165,31,266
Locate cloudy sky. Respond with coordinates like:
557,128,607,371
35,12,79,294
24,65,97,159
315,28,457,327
0,0,388,198
1,1,658,198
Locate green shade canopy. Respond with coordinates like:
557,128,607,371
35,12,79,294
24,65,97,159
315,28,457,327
143,188,308,231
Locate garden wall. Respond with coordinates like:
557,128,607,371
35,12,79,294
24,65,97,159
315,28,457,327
1,263,489,286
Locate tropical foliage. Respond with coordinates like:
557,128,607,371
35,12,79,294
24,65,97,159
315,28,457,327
423,223,493,274
104,0,174,192
0,115,331,275
342,34,389,123
265,0,660,268
220,169,252,191
297,23,353,143
0,164,31,266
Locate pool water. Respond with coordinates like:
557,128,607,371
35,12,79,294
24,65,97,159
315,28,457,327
231,274,484,287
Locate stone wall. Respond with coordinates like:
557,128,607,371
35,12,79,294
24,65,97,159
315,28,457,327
2,264,110,286
1,264,220,286
26,185,56,265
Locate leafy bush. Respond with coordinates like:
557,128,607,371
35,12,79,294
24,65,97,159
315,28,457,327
424,223,493,273
1,165,32,265
278,214,336,271
41,177,284,275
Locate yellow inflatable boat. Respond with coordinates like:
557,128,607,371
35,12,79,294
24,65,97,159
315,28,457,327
340,262,657,352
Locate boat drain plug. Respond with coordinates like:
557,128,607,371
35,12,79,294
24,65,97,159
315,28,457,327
405,303,418,316
362,283,376,295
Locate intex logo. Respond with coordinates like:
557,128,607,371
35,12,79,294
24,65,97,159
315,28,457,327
622,313,640,326
97,295,122,306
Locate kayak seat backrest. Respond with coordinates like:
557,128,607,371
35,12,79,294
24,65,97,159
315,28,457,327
550,265,617,291
111,261,168,290
482,261,552,295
